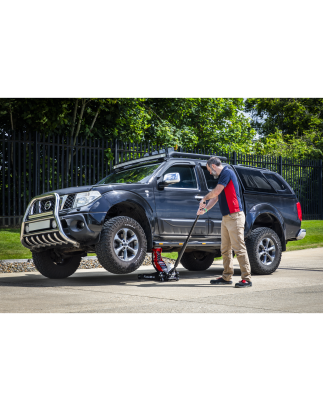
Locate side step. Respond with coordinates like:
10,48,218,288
153,241,221,247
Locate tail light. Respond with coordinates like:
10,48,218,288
296,202,302,221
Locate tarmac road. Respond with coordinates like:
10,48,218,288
0,248,322,313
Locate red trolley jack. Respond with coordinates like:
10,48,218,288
138,215,200,282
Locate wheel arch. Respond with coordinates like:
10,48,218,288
245,203,286,251
104,198,153,250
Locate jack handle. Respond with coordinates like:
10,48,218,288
170,214,200,273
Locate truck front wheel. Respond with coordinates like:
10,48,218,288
96,216,147,274
32,250,81,279
245,227,282,275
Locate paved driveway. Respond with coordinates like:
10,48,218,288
0,248,322,313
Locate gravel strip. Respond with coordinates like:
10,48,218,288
0,255,177,273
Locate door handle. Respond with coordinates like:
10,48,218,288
195,196,204,200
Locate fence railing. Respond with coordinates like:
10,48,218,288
1,131,322,226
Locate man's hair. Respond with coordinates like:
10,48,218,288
207,156,222,167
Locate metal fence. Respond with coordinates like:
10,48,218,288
1,131,322,226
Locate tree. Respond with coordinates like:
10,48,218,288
253,129,322,159
140,98,256,152
245,98,323,158
0,98,256,154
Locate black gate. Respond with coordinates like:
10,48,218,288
1,131,322,226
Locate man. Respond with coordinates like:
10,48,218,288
197,156,252,288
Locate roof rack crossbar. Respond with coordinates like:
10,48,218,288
113,153,166,169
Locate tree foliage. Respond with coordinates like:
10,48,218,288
245,98,323,158
0,98,255,153
2,98,322,159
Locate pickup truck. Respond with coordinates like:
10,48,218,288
20,149,306,279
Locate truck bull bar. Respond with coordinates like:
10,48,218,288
20,193,80,251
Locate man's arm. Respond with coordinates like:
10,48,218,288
199,184,225,208
197,196,218,215
205,196,218,210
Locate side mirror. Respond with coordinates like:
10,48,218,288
158,172,180,189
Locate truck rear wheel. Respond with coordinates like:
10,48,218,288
32,250,81,279
245,227,282,275
96,216,147,274
180,251,216,271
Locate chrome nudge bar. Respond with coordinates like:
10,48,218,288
20,192,80,250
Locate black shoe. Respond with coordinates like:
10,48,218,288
235,280,252,288
210,277,232,285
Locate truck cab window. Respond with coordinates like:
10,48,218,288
202,166,218,190
163,165,197,189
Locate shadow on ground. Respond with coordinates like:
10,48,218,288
0,267,248,288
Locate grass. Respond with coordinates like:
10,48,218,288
0,228,30,260
162,251,222,261
0,228,95,260
0,220,322,260
286,220,323,251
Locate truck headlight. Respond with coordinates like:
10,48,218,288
73,191,101,208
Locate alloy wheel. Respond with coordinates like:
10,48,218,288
258,237,276,266
113,227,139,261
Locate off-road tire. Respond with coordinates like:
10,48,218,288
96,216,147,274
245,227,282,275
32,250,81,279
180,251,216,271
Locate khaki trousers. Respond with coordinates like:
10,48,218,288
221,211,251,282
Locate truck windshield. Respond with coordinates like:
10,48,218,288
97,163,161,185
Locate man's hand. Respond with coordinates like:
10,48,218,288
197,206,206,215
199,198,207,208
197,197,218,215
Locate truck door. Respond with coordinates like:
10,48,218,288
154,163,208,237
197,163,223,238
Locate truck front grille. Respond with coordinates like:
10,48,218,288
40,199,55,212
28,196,56,218
63,194,76,210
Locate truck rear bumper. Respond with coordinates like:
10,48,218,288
296,229,306,240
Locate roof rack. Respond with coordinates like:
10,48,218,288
113,153,166,170
236,164,269,171
168,151,227,161
113,148,227,169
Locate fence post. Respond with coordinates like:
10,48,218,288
232,151,237,165
319,159,323,220
278,156,282,175
34,131,38,196
114,139,119,165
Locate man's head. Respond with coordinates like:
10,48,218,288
206,157,223,178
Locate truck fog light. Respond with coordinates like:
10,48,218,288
77,221,85,229
25,224,29,233
51,220,57,229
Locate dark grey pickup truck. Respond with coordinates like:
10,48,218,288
20,149,306,279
